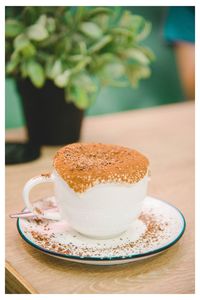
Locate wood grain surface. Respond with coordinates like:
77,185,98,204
5,262,38,294
5,102,195,294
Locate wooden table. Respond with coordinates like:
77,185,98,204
6,102,195,294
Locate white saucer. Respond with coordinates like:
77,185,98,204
17,196,186,265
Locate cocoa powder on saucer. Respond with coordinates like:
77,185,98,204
29,212,169,258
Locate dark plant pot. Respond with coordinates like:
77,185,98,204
16,79,84,146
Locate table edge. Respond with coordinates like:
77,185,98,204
5,261,38,294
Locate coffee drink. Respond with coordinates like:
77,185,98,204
23,143,149,238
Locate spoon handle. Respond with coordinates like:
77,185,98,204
9,211,36,218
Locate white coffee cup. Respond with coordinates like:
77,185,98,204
23,169,148,239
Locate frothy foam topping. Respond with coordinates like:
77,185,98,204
53,143,149,193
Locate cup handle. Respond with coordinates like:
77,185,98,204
23,173,61,220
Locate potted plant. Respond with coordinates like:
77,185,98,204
6,6,155,146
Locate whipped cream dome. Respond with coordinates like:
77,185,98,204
53,143,149,193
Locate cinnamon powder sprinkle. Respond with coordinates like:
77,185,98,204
41,173,51,178
53,143,149,193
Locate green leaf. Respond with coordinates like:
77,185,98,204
5,19,24,38
36,14,47,27
14,34,29,50
13,34,36,58
122,48,150,65
111,7,123,26
64,10,74,27
102,62,125,79
26,24,48,41
79,22,102,39
99,60,126,87
72,57,92,74
135,21,152,42
87,7,112,18
74,7,85,23
47,17,56,33
111,27,133,38
6,58,19,74
119,10,134,28
21,7,39,25
54,70,71,88
45,56,54,77
74,73,98,93
120,12,144,31
27,60,45,88
119,12,152,41
79,41,87,55
127,65,151,87
91,14,110,32
69,86,90,109
88,35,112,54
22,43,36,58
68,54,85,62
47,60,63,79
21,62,28,77
137,46,156,61
67,72,99,109
6,51,21,74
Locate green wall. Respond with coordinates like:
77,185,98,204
5,7,184,129
5,78,25,128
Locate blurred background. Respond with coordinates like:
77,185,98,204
6,6,195,128
5,6,195,163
